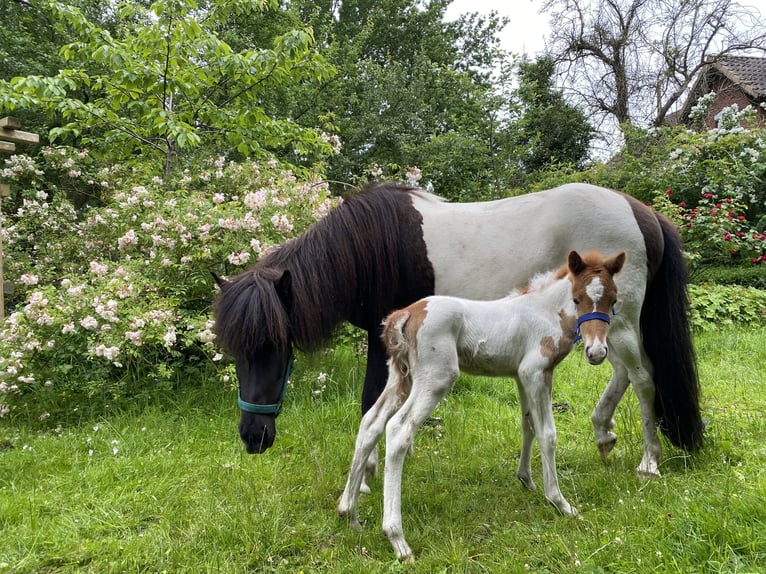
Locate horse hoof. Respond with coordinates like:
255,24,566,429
517,473,536,491
360,478,371,495
636,468,661,481
597,434,618,458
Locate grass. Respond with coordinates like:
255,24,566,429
1,327,766,573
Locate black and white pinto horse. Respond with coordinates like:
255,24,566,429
339,250,625,561
213,182,703,479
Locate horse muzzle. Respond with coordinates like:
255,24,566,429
239,416,276,454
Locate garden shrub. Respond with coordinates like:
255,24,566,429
688,284,766,331
0,150,337,421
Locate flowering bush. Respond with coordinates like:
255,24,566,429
653,188,766,267
0,150,337,420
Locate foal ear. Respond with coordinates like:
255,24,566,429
605,252,627,276
275,269,293,311
568,250,586,275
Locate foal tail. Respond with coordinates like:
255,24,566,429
381,310,415,399
641,215,704,451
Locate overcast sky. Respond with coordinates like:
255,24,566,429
444,0,550,57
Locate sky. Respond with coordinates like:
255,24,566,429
444,0,550,57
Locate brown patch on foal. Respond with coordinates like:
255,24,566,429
382,300,430,401
539,310,576,368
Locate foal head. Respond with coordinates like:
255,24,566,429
567,250,626,365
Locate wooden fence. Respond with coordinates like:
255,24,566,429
0,116,40,321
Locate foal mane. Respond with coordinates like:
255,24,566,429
213,182,432,357
514,251,612,298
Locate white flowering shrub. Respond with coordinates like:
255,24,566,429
0,150,338,420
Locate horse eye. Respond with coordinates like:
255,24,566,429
573,298,580,305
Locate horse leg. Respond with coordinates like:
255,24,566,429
382,368,456,562
603,333,663,479
520,367,576,517
360,329,390,491
515,379,536,492
339,379,403,529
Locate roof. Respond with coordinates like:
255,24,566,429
712,56,766,99
675,56,766,124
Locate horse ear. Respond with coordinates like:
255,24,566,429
275,269,293,311
568,250,586,275
605,252,627,276
211,272,229,289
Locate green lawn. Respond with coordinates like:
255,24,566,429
1,327,765,573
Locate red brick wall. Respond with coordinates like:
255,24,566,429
702,75,766,129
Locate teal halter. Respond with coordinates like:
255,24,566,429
237,356,293,416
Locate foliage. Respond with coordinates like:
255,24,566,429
0,149,338,420
1,328,766,571
509,56,594,183
284,0,518,200
692,265,766,289
688,284,766,331
0,0,336,176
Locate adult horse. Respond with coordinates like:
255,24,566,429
213,182,703,478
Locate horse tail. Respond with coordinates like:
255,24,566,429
381,310,415,399
641,214,704,451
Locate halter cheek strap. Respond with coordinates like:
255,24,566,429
237,355,293,417
573,307,616,344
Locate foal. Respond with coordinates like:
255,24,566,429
338,250,626,561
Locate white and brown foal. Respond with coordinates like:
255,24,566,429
338,250,626,561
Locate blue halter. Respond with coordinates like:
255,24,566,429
237,355,293,417
573,307,616,344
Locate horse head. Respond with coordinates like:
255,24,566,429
213,268,294,453
567,250,626,365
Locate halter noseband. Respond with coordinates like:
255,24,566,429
237,355,293,417
573,307,616,344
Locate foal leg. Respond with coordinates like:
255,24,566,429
520,367,576,517
382,371,455,561
515,379,536,492
339,382,403,529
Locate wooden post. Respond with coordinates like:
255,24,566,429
0,117,40,321
0,184,8,322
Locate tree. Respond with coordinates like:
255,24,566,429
0,0,336,177
542,0,766,146
510,56,594,179
285,0,514,199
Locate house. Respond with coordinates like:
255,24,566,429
675,56,766,129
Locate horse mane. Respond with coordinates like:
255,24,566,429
213,181,428,356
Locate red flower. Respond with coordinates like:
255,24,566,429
704,193,714,199
710,209,718,215
679,201,687,208
738,215,745,221
666,188,673,196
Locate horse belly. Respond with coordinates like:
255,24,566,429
413,184,647,301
